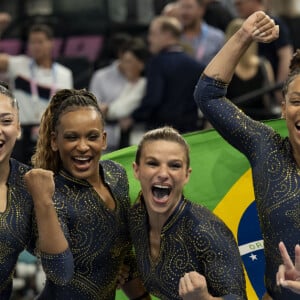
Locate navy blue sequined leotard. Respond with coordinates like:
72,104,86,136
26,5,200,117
129,196,247,300
195,74,300,300
38,160,137,300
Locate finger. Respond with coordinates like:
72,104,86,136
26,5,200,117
188,271,204,286
279,241,294,270
179,275,187,296
294,245,300,270
280,279,300,294
277,264,286,285
183,272,194,291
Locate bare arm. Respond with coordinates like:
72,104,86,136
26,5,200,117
204,11,279,83
0,53,9,72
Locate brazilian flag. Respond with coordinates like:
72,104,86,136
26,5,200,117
105,119,287,300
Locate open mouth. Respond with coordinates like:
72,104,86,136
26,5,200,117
151,185,171,199
0,140,4,150
72,156,92,167
296,122,300,131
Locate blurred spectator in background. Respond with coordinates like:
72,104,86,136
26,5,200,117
0,12,11,37
234,0,293,103
225,18,278,120
178,0,225,65
162,1,181,19
120,16,204,136
101,37,149,149
89,32,132,152
203,0,235,31
0,23,73,165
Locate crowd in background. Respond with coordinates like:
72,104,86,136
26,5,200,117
0,0,300,298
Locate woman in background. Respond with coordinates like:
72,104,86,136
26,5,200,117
225,18,276,120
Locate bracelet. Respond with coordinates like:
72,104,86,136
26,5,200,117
131,291,150,300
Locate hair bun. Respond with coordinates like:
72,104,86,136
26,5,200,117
290,49,300,73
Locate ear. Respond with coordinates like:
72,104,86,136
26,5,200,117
132,162,140,180
281,100,286,119
50,131,58,151
101,131,107,150
184,167,192,185
17,122,21,139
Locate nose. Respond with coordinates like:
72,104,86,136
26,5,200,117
157,164,169,180
77,138,89,152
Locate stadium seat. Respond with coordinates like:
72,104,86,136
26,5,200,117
0,38,23,55
63,35,104,63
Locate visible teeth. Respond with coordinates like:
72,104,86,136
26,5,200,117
152,185,171,199
153,185,169,189
74,157,89,161
0,141,4,146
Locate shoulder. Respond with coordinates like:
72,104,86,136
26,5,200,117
9,55,30,67
54,62,73,75
93,62,119,78
100,159,127,177
188,201,229,229
204,22,225,39
10,158,31,176
8,158,31,192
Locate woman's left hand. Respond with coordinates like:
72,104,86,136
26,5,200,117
179,271,215,300
277,241,300,294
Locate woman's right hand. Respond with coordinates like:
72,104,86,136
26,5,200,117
241,11,279,44
24,168,55,204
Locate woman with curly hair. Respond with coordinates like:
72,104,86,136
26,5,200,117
28,88,149,299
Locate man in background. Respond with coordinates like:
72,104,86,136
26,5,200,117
0,24,73,164
177,0,225,65
120,16,204,136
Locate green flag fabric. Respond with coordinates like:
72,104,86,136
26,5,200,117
104,119,288,300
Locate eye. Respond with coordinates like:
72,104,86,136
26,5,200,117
0,117,13,125
290,98,300,106
88,133,100,141
146,160,158,167
169,162,182,169
64,134,77,141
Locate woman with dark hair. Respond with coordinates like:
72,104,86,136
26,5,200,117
28,88,149,299
194,9,300,299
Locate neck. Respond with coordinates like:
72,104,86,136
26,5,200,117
0,160,10,185
184,21,202,37
148,212,166,236
35,57,52,69
293,147,300,169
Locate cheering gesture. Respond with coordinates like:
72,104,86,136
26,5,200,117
277,242,300,294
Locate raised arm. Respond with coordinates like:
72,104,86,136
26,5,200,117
25,168,74,284
204,11,279,83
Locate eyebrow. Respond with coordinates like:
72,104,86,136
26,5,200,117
0,112,14,117
289,92,300,97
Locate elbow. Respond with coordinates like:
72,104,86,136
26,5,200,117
41,248,74,285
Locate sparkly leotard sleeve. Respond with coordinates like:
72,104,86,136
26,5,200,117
194,74,300,299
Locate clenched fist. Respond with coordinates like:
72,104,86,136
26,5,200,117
24,168,55,205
